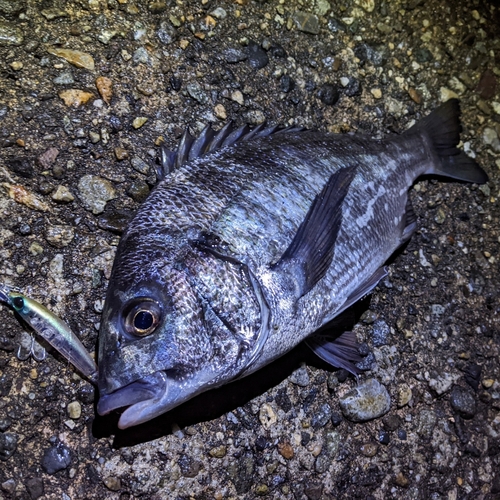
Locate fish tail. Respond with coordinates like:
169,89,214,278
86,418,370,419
406,98,488,184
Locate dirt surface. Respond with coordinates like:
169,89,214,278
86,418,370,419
0,0,499,499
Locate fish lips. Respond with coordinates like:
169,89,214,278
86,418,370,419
97,371,171,429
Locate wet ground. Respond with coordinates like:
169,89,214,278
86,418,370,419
0,0,499,499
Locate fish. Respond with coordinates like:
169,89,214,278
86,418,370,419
0,284,98,384
96,99,488,429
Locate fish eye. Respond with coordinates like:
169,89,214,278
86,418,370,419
123,299,161,337
12,296,24,310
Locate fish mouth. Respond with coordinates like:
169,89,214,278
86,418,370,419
97,371,170,429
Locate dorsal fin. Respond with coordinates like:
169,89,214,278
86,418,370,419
156,122,305,181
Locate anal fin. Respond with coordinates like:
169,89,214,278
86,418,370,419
306,330,362,375
272,166,356,298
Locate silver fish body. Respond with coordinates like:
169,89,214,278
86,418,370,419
97,100,487,428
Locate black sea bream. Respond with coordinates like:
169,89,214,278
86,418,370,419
97,99,487,429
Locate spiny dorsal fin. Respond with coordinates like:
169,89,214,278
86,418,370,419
272,166,356,298
156,122,305,181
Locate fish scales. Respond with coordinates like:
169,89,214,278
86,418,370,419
96,100,488,428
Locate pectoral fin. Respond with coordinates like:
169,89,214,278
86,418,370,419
272,166,356,298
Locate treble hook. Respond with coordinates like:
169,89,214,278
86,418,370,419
16,334,46,362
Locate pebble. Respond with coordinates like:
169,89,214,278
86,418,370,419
45,225,75,248
77,175,117,214
0,20,23,46
186,82,209,104
37,147,59,169
47,48,95,70
131,156,150,175
440,87,458,101
132,117,148,129
339,378,391,422
25,477,44,499
428,371,459,395
209,445,227,458
277,441,294,459
246,41,269,70
6,158,34,178
483,127,500,153
371,88,382,99
317,83,339,105
311,403,331,428
103,476,121,491
394,472,410,488
127,180,150,202
231,90,244,105
96,76,112,105
280,74,295,93
290,365,310,387
41,443,71,474
41,8,68,20
114,147,128,160
449,385,476,419
476,69,496,100
67,401,81,419
293,11,320,35
359,442,378,457
397,384,412,407
371,319,390,347
416,409,437,438
259,403,277,429
53,71,74,85
98,208,133,234
58,89,94,107
1,479,16,494
0,432,18,460
2,183,50,211
225,47,247,64
214,104,227,119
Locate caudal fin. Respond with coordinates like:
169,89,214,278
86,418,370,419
406,99,488,184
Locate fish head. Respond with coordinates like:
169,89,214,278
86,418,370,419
97,235,266,429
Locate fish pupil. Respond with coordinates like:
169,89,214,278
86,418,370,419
134,310,153,331
12,297,24,310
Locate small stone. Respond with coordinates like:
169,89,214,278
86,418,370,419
225,47,247,63
127,180,150,202
255,484,269,496
214,104,227,119
1,478,16,494
277,441,294,459
355,0,375,12
398,384,412,407
394,472,410,488
96,76,112,105
53,71,74,85
440,88,458,102
231,90,244,105
58,89,94,107
371,88,382,99
41,444,71,474
416,409,437,438
209,445,227,458
29,242,44,255
482,379,495,389
246,41,269,70
186,82,209,104
317,83,339,105
77,175,117,214
131,156,150,175
408,88,422,104
114,147,128,160
450,385,476,419
359,442,378,457
311,403,331,429
0,432,18,460
0,20,24,46
259,403,277,429
290,365,310,387
37,147,59,169
47,48,95,70
476,69,496,100
41,8,68,20
25,477,44,499
428,372,459,395
67,401,81,419
371,319,390,347
2,183,50,211
339,378,391,422
51,185,74,202
89,131,100,144
293,11,320,35
280,74,295,93
132,117,148,129
245,110,265,125
45,225,74,248
10,60,22,71
483,128,500,153
6,158,33,178
103,476,121,491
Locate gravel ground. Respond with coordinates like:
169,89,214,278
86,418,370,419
0,1,499,499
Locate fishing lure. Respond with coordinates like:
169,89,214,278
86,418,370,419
0,283,98,384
